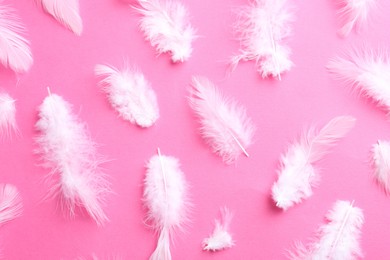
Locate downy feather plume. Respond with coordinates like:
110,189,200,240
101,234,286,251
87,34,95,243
231,0,294,79
372,140,390,194
203,207,234,251
36,0,83,35
0,184,22,225
272,116,356,210
337,0,376,37
95,64,159,128
35,92,109,226
288,200,364,260
144,149,189,260
0,93,17,139
0,3,33,73
134,0,196,62
189,76,255,164
328,47,390,114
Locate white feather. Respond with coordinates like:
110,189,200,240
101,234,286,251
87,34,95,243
0,3,33,73
328,47,390,114
95,64,159,128
134,0,196,62
0,184,22,225
289,200,364,260
189,76,255,164
144,149,189,260
272,116,356,210
203,207,234,252
231,0,294,79
337,0,376,37
372,140,390,194
0,93,17,139
35,93,109,226
36,0,83,35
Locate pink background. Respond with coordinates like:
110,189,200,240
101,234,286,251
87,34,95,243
1,0,390,259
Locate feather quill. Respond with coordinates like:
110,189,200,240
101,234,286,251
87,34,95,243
144,149,189,260
328,47,390,114
134,0,196,62
95,64,159,128
35,92,109,226
36,0,83,35
289,200,364,260
0,93,17,139
272,116,356,210
203,207,234,251
189,76,255,164
231,0,294,79
0,3,33,73
0,184,22,225
372,140,390,194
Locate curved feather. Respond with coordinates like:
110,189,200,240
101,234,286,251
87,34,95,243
0,4,33,73
0,93,17,139
372,140,390,194
189,76,255,164
203,207,234,251
0,184,22,225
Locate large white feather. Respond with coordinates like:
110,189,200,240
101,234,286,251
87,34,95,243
289,200,364,260
272,116,356,210
0,184,22,225
189,76,255,164
35,93,109,226
36,0,83,35
203,207,234,252
328,47,390,114
231,0,294,79
372,140,390,194
95,64,159,128
134,0,196,62
0,93,17,139
144,149,189,260
0,3,33,73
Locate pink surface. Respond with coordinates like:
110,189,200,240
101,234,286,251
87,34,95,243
1,0,390,259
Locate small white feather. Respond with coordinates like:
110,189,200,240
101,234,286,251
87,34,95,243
35,93,109,226
0,3,33,73
0,184,22,225
189,76,255,164
134,0,196,62
0,93,17,139
144,149,189,260
203,207,234,252
232,0,294,79
372,140,390,194
289,200,364,260
95,64,159,128
328,47,390,114
272,116,356,210
36,0,83,35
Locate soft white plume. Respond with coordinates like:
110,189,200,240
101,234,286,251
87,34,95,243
328,47,390,114
372,140,390,194
36,0,83,35
203,207,234,251
337,0,376,37
134,0,196,62
35,92,109,226
144,149,189,260
289,200,364,260
0,184,22,225
189,76,255,164
95,64,159,128
0,93,17,139
231,0,294,79
272,116,356,210
0,3,33,73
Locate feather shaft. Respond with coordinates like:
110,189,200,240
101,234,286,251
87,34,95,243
0,184,22,225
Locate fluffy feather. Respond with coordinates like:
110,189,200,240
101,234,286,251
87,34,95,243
36,0,83,35
0,93,17,139
272,116,356,210
203,207,234,251
337,0,376,37
0,184,22,225
95,64,159,128
372,140,390,194
189,76,255,164
134,0,196,62
35,92,109,226
328,47,390,114
231,0,294,79
144,149,189,260
0,3,33,73
289,200,364,260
